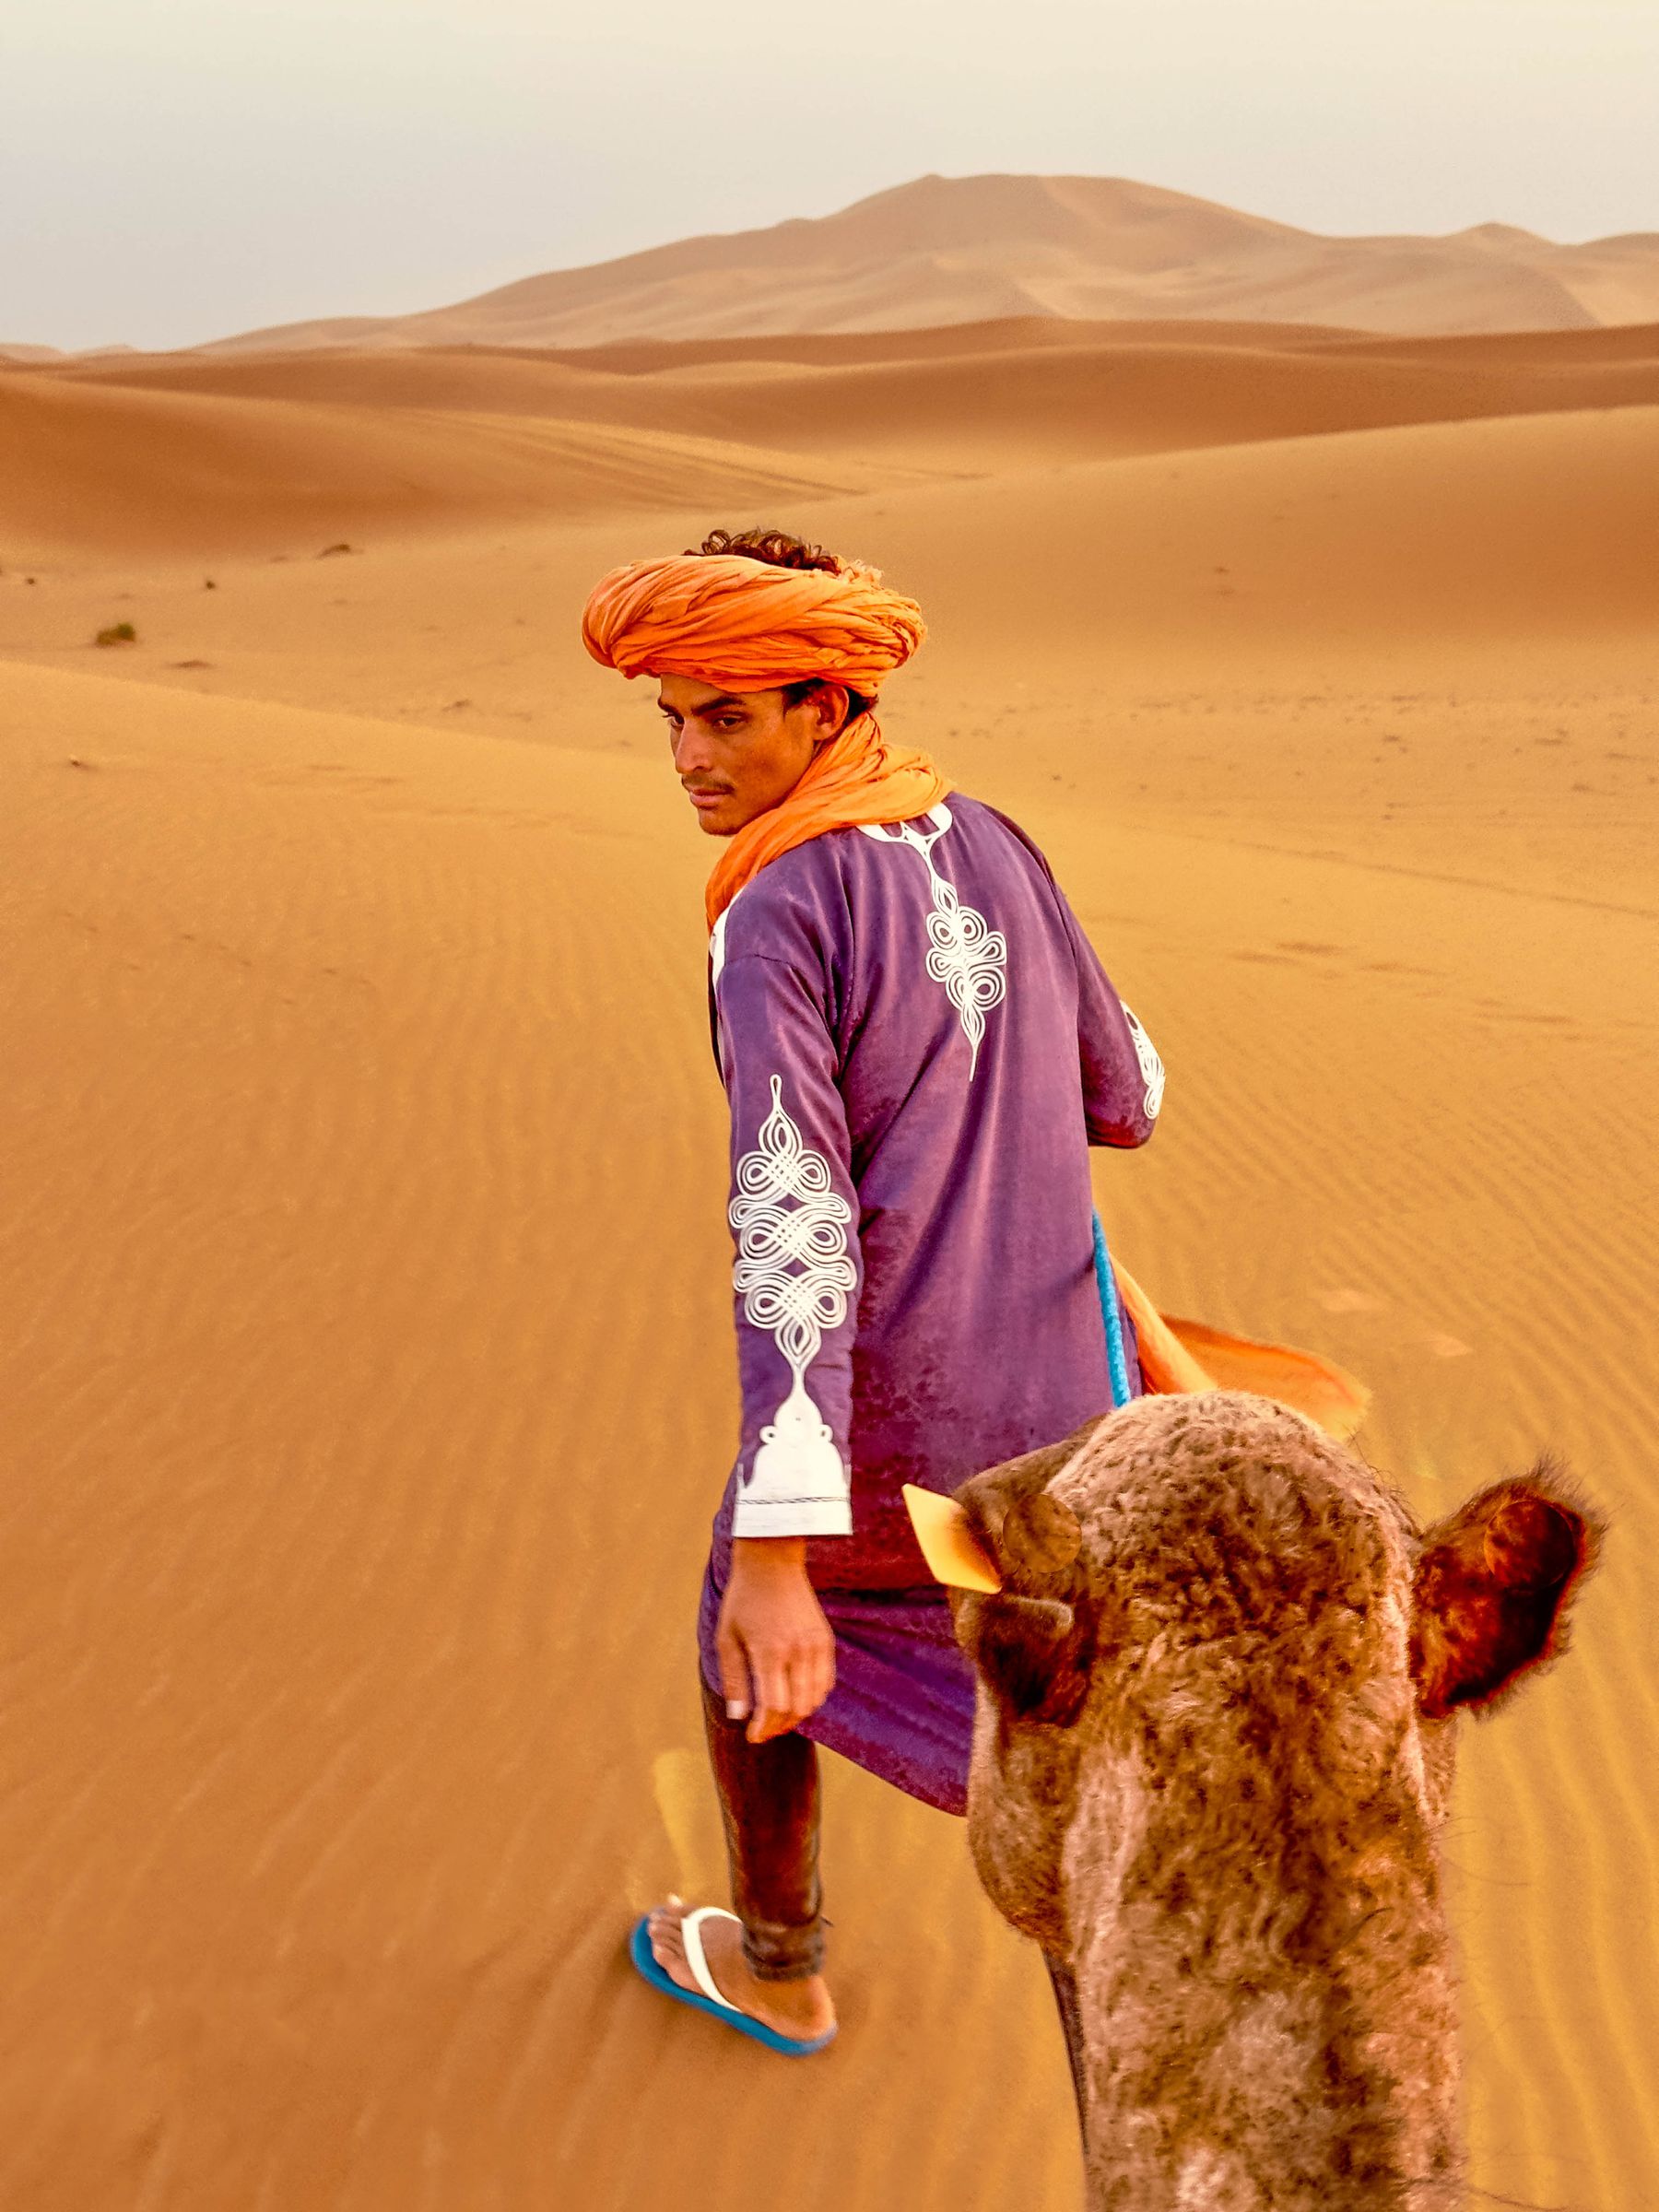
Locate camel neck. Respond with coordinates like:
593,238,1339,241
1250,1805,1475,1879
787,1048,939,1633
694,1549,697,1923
1067,1782,1463,2209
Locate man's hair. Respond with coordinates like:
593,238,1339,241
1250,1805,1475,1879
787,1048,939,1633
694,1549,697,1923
689,524,847,576
688,524,877,725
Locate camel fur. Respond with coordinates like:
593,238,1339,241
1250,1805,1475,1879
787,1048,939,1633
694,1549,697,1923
952,1389,1601,2212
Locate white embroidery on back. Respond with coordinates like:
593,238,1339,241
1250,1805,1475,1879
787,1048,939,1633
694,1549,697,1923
1122,1004,1165,1120
729,1075,856,1510
859,806,1007,1077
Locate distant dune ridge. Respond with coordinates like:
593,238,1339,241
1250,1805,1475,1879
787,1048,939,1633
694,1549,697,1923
6,172,1658,365
160,173,1659,351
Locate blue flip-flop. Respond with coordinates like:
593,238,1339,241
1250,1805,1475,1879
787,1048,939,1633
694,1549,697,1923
629,1910,837,2057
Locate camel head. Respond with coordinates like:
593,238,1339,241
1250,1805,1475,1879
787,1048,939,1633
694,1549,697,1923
937,1389,1601,2203
948,1389,1600,1960
945,1391,1600,2206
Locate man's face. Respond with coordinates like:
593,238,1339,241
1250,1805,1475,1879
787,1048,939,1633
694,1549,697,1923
658,674,850,837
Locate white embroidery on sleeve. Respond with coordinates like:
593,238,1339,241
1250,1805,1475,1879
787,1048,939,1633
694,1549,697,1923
709,904,733,988
729,1075,857,1530
1122,1004,1164,1120
860,806,1006,1077
708,886,747,1080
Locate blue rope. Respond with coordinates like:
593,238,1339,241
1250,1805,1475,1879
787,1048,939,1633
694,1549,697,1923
1092,1210,1133,1410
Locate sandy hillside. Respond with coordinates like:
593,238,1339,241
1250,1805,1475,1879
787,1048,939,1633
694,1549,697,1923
5,316,1658,558
166,174,1659,354
2,310,1657,2212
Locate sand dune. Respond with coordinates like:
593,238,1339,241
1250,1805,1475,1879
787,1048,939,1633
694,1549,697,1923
188,174,1659,355
43,321,1659,467
2,270,1657,2212
49,311,1659,393
835,405,1659,648
0,370,888,559
6,318,1657,559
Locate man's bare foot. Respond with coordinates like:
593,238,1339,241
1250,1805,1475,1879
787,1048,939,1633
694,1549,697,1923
647,1900,836,2042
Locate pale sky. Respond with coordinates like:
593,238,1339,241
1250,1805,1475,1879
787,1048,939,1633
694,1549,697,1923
6,0,1656,351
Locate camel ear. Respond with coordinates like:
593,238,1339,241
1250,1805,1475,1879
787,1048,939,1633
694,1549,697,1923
1411,1463,1602,1721
957,1421,1096,1594
991,1490,1084,1584
955,1592,1089,1725
951,1422,1100,1724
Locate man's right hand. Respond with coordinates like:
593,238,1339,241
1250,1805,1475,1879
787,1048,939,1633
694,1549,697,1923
715,1537,837,1746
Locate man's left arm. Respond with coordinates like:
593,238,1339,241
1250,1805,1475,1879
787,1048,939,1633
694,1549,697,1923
991,806,1164,1148
1063,899,1164,1148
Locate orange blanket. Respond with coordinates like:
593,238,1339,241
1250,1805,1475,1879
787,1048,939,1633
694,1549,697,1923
1115,1265,1370,1439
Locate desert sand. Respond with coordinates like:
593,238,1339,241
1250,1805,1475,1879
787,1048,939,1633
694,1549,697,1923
2,302,1657,2211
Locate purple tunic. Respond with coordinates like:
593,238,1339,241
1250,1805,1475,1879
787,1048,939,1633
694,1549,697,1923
697,794,1162,1813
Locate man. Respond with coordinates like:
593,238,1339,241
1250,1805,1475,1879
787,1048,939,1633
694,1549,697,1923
582,526,1165,2058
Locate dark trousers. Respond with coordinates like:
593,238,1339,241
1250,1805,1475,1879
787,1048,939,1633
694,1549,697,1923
700,1670,1089,2125
700,1668,826,1982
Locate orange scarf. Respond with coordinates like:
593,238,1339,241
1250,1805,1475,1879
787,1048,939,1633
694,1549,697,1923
704,709,948,929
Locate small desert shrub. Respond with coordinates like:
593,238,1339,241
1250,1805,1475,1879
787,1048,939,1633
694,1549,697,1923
95,622,137,647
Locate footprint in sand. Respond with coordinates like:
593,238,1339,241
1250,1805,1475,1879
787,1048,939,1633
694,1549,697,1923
1318,1288,1386,1313
631,1747,724,1914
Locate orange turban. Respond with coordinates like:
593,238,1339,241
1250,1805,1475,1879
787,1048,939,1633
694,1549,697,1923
581,552,925,693
582,548,945,927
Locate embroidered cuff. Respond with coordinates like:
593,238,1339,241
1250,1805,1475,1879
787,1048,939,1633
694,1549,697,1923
732,1493,853,1539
